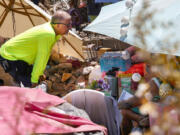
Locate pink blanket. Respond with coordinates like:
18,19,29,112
0,86,107,135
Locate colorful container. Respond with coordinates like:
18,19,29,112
100,51,131,72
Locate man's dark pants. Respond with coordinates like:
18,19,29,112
0,55,32,87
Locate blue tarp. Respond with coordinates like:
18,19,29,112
84,0,180,56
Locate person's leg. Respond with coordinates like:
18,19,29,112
121,109,133,135
121,109,149,135
0,57,19,86
6,60,32,87
14,61,32,87
16,73,32,87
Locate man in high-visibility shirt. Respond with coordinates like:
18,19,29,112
0,10,72,87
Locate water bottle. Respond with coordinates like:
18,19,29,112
36,82,47,93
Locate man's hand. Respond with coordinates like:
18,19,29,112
39,74,46,82
31,83,38,88
118,101,132,109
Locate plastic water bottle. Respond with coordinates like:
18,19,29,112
36,82,47,93
121,50,131,71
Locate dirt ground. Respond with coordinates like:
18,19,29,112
0,66,14,86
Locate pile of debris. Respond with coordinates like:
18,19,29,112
38,0,70,15
43,50,98,97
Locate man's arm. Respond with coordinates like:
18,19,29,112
31,36,54,84
118,96,142,109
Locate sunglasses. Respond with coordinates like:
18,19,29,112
51,22,72,28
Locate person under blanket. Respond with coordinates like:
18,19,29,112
63,89,123,135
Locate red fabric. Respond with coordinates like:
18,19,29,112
0,86,107,135
117,63,146,76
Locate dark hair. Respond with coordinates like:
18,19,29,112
51,10,71,24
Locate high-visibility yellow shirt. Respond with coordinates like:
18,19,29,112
0,22,61,83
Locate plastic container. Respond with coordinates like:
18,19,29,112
100,51,131,72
